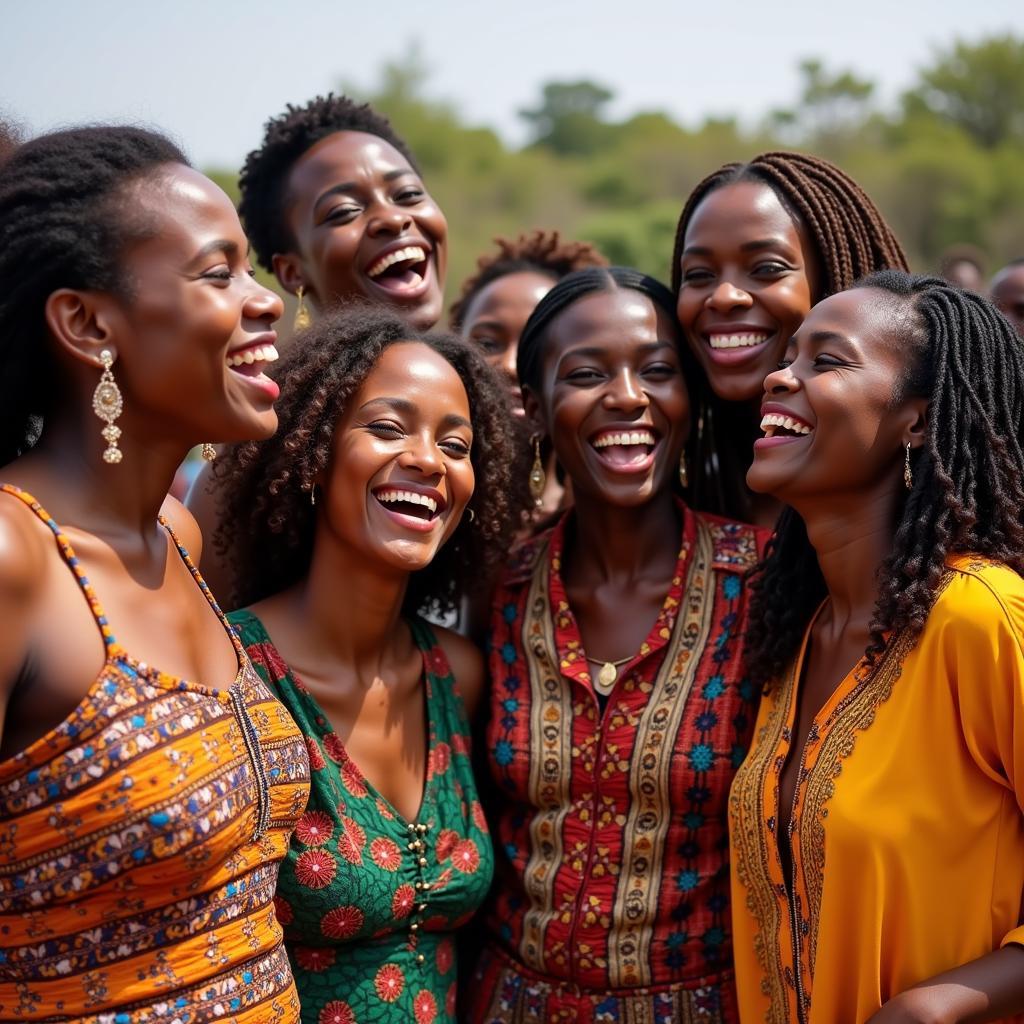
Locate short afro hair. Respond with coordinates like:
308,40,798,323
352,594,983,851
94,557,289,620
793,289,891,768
238,93,417,273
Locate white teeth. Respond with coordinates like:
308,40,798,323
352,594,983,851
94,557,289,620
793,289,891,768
592,430,657,449
708,332,770,350
226,344,280,369
367,246,427,279
759,413,812,436
375,489,438,515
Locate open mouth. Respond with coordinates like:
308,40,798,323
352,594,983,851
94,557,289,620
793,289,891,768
365,245,430,297
590,428,659,471
707,331,771,351
226,343,279,377
371,486,447,530
759,411,814,440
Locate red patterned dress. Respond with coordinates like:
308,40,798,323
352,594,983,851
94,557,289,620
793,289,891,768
465,503,766,1024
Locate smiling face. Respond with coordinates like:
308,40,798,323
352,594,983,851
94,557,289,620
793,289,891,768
275,131,448,329
676,180,820,404
746,288,926,506
526,288,688,507
320,342,474,574
460,270,556,417
111,164,284,445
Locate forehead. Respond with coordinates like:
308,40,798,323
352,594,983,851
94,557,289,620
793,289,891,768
798,288,910,357
286,130,413,198
357,342,469,406
685,180,802,247
464,271,556,323
547,288,676,350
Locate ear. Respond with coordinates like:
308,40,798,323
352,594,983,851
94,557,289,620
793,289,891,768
272,252,310,300
903,397,929,450
44,288,121,369
521,385,548,441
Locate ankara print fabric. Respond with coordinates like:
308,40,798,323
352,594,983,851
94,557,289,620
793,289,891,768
231,610,493,1024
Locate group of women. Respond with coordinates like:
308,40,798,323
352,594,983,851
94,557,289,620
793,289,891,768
0,92,1021,1024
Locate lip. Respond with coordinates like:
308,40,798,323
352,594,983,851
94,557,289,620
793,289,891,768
753,401,815,450
225,332,280,401
699,323,777,368
227,331,278,358
588,422,662,475
370,482,448,533
362,238,435,302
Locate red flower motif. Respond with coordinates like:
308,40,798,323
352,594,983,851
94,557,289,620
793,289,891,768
436,938,454,975
322,732,347,764
427,742,451,780
306,736,326,771
318,1001,356,1024
471,800,488,832
321,905,364,940
370,836,401,872
374,963,405,1002
435,829,459,862
340,760,368,798
413,989,438,1024
337,815,366,865
451,838,480,874
273,895,293,926
375,797,394,820
451,733,469,755
391,883,416,919
294,849,336,890
445,982,456,1016
425,647,449,677
294,945,337,973
295,810,334,847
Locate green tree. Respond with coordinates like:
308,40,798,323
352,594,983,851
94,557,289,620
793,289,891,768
519,80,616,156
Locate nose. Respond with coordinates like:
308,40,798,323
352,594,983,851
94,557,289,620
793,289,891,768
500,345,517,382
604,368,650,412
764,361,799,396
243,277,284,325
705,279,752,312
399,430,445,476
367,198,414,237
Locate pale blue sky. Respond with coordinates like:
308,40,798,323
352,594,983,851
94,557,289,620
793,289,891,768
2,0,1021,169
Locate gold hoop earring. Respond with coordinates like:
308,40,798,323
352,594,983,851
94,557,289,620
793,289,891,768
904,443,913,490
93,349,124,465
293,286,312,332
678,451,689,488
529,436,547,508
201,443,217,462
467,507,476,523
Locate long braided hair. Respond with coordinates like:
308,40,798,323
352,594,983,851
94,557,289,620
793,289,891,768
745,271,1024,685
671,151,909,520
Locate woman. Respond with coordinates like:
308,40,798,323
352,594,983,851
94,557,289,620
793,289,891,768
190,92,449,596
730,272,1024,1023
213,306,522,1023
466,268,768,1023
451,229,607,517
0,127,309,1020
672,152,907,526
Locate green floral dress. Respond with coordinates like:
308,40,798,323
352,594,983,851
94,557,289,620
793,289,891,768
230,611,494,1024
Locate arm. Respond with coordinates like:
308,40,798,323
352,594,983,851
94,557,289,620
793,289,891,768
434,626,485,723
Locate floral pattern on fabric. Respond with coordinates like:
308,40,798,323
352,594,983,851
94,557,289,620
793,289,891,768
232,611,493,1024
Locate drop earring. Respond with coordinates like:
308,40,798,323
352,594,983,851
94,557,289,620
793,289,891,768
678,451,689,488
201,443,217,462
92,349,124,465
293,286,312,332
903,442,913,490
529,436,547,508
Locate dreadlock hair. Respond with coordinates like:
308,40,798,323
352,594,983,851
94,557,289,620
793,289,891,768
239,94,417,273
670,151,909,520
745,270,1024,686
214,303,525,615
0,125,189,466
449,229,608,330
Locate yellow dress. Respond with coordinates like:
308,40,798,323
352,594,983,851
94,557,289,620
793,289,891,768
729,556,1024,1024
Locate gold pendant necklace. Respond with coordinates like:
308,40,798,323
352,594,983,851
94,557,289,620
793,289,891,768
592,655,633,695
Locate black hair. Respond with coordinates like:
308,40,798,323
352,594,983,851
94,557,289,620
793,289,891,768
0,125,189,466
745,270,1024,684
670,151,909,520
238,93,417,273
215,303,526,615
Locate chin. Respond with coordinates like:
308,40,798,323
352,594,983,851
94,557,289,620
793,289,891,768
405,292,443,331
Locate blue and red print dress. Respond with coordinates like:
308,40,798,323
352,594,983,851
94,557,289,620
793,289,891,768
465,502,767,1024
231,611,494,1024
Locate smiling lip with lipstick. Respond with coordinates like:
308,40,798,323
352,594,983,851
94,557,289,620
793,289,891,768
590,425,661,473
370,481,448,533
364,240,432,301
702,323,776,367
225,334,281,401
755,402,815,449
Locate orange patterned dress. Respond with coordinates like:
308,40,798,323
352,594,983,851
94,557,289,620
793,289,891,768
0,486,310,1022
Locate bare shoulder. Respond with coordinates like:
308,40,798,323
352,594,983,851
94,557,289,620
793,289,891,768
159,494,203,561
433,625,486,722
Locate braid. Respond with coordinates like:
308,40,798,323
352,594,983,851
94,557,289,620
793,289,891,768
745,271,1024,684
0,125,188,466
449,229,608,329
239,94,417,273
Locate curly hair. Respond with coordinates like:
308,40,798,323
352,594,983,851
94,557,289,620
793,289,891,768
671,151,909,520
214,303,526,615
0,125,188,466
745,270,1024,685
238,94,417,273
449,229,608,330
0,118,21,166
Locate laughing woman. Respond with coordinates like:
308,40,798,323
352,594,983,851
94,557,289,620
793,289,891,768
214,306,521,1023
465,268,767,1023
730,272,1024,1023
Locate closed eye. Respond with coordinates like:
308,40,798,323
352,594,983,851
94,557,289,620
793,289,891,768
564,368,605,383
367,421,404,437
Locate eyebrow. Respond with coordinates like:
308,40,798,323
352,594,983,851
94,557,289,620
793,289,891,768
191,239,242,263
313,169,416,213
358,395,472,430
683,237,796,257
561,341,676,358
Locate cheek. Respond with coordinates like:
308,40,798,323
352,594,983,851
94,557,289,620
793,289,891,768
315,232,364,294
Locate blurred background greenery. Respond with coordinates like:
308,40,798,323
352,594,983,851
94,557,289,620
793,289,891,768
206,33,1024,307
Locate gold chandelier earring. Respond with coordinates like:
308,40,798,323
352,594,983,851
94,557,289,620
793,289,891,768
201,443,217,462
293,286,312,332
93,349,124,464
904,442,913,490
528,435,547,508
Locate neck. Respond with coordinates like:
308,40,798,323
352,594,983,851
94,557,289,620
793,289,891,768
566,488,681,585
